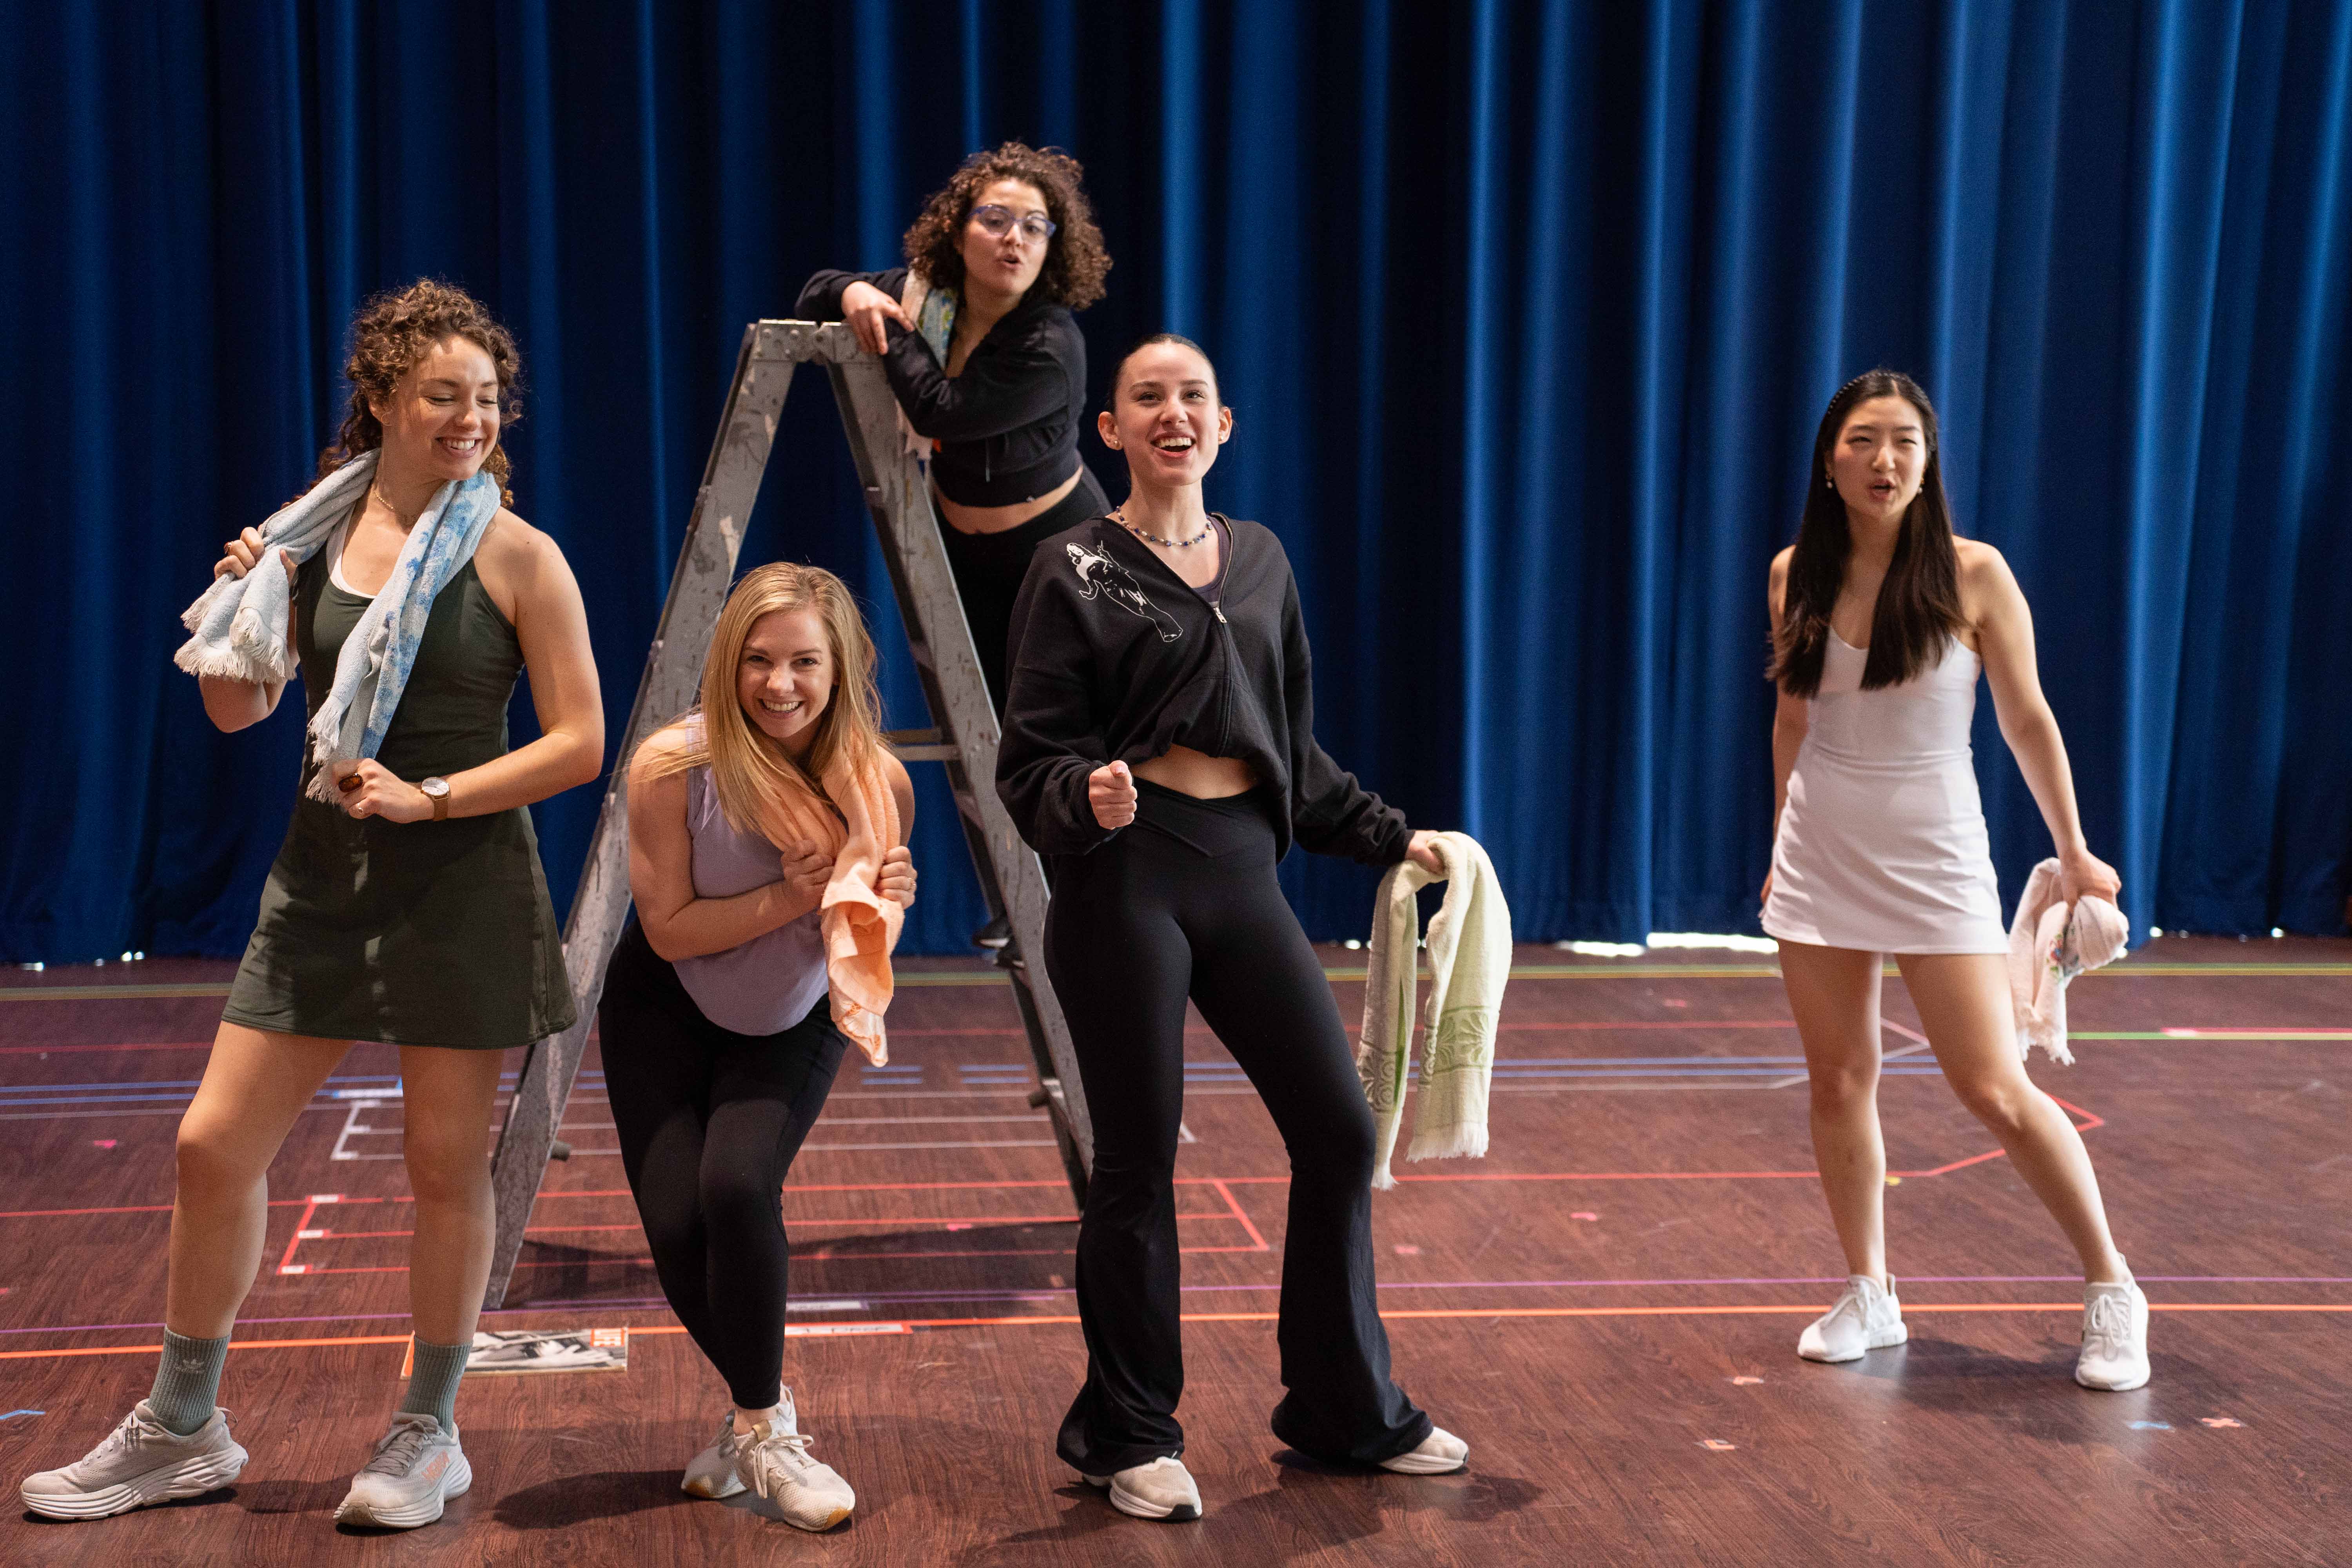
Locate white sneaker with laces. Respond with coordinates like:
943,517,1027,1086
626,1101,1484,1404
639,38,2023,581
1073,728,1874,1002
2076,1274,2151,1391
1082,1455,1202,1520
1798,1274,1908,1363
681,1411,746,1499
1378,1426,1469,1474
333,1412,471,1529
19,1401,249,1519
739,1391,854,1532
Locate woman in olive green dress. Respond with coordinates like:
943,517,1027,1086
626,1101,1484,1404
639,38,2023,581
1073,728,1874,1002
19,281,603,1532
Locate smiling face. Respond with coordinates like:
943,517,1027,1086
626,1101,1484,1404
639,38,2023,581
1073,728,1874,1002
958,177,1052,305
369,335,502,486
735,606,835,759
1098,341,1233,490
1828,394,1929,527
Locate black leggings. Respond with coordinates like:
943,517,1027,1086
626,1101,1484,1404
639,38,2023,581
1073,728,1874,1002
598,921,846,1410
1044,781,1431,1473
941,465,1107,714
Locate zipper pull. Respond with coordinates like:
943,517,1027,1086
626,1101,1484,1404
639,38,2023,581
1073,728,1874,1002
1213,603,1227,624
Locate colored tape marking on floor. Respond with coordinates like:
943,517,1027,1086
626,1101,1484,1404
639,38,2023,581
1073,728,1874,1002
4,1303,2344,1362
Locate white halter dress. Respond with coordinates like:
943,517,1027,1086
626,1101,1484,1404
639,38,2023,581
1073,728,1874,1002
1763,631,2007,955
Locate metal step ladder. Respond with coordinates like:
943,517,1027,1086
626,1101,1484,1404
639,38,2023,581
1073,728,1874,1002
482,319,1093,1308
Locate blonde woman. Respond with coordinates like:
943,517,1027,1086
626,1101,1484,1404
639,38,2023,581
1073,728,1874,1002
600,564,917,1530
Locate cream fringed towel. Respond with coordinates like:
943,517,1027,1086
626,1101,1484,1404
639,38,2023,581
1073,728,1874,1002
2006,857,2131,1065
1355,832,1513,1190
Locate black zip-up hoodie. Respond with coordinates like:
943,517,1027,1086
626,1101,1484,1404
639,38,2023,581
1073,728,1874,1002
996,514,1412,866
796,267,1087,509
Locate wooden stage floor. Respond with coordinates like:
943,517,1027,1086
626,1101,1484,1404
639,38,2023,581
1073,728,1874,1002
2,936,2347,1565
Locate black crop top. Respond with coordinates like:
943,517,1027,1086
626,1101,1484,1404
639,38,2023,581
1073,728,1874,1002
795,267,1089,508
995,514,1412,866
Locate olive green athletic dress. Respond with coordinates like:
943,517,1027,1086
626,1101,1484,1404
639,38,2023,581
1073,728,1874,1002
220,545,577,1049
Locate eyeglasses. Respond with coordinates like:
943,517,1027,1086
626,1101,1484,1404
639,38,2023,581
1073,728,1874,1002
969,204,1057,243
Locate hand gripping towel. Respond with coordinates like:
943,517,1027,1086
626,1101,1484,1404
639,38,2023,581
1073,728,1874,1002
2005,857,2131,1065
1355,832,1514,1190
173,450,499,803
753,749,906,1065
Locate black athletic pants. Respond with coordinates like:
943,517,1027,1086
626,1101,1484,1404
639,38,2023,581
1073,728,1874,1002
941,466,1107,714
1045,781,1432,1474
599,921,846,1410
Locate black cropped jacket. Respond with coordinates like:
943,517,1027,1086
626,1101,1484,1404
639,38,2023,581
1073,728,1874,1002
795,267,1089,508
995,514,1412,866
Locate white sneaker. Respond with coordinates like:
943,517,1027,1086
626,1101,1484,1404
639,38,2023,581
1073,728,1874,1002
1082,1455,1202,1520
2076,1275,2151,1391
738,1392,854,1532
334,1412,471,1529
1378,1426,1469,1474
1798,1274,1908,1363
19,1401,249,1519
681,1412,746,1499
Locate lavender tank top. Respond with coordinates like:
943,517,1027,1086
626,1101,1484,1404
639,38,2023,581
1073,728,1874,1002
670,765,829,1036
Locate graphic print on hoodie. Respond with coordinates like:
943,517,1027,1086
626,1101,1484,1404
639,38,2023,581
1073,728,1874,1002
1065,541,1183,642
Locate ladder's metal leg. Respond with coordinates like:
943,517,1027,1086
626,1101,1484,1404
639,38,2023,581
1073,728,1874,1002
483,324,808,1308
821,351,1095,1196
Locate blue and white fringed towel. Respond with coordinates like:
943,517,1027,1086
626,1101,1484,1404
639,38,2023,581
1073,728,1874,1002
173,450,501,802
1355,832,1514,1191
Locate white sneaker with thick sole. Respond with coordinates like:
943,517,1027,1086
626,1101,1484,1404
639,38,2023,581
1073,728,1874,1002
334,1412,472,1529
1378,1426,1469,1474
739,1392,854,1532
19,1401,249,1519
2076,1276,2151,1391
1798,1274,1908,1363
681,1412,747,1499
1083,1455,1202,1520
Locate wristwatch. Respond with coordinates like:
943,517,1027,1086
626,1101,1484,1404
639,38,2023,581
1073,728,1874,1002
420,776,451,822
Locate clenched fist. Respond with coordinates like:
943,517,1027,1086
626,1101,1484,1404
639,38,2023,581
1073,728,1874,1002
1089,760,1138,829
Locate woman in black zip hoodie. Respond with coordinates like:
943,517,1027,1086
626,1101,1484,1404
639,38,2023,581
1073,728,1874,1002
996,335,1468,1522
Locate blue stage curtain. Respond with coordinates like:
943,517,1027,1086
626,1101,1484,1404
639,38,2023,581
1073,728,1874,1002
4,1,2347,962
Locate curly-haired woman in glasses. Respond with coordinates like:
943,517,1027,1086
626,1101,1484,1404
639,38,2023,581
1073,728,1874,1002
798,142,1111,724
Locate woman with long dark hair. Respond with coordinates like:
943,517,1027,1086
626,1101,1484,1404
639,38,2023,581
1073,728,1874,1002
22,281,604,1528
1762,370,2148,1391
996,334,1468,1523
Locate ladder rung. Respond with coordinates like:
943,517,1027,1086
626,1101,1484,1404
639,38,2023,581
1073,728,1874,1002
885,726,959,762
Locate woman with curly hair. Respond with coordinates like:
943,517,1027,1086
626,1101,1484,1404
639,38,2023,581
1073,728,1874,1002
20,280,603,1530
797,141,1112,720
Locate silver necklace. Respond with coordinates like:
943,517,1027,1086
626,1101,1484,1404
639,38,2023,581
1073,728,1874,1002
1111,508,1213,548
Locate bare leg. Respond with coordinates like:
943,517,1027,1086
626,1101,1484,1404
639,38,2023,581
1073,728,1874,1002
397,1046,508,1344
1895,953,2129,1283
1778,942,1890,1285
167,1025,352,1339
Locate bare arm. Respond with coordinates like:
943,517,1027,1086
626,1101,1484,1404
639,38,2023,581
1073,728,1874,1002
1764,550,1808,904
633,742,921,962
1766,549,1809,829
1967,543,2121,904
626,730,833,962
337,517,606,822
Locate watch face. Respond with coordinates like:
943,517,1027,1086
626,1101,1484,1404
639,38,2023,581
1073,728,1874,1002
423,777,449,798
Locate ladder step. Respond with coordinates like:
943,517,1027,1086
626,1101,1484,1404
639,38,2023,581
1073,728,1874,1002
884,727,959,762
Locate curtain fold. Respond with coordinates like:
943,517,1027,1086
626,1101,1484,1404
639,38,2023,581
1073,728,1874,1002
4,0,2346,961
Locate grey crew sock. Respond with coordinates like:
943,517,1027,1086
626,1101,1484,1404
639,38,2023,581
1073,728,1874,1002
149,1329,230,1436
398,1337,470,1433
